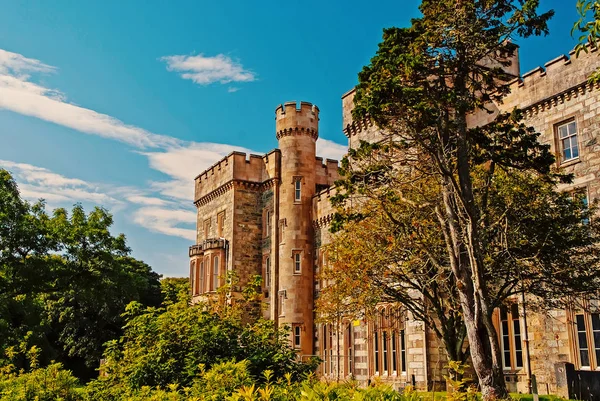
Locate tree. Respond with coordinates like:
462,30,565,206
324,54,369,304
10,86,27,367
574,0,600,83
0,169,163,379
334,1,600,398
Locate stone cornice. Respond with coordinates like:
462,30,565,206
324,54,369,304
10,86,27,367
276,127,318,141
313,213,334,228
521,80,599,118
343,117,374,138
194,178,279,207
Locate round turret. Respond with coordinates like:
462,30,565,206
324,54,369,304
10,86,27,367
275,101,319,141
274,100,319,357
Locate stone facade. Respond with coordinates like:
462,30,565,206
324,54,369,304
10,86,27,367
189,48,600,392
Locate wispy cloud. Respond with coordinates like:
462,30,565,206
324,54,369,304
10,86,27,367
227,87,240,93
132,207,196,241
0,159,196,241
0,49,180,149
0,48,348,243
0,48,56,76
161,53,256,86
316,138,346,162
0,159,122,207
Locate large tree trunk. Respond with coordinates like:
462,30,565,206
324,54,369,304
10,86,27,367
436,102,509,399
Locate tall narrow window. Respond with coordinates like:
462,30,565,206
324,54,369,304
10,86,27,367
190,261,196,295
374,331,380,373
593,314,600,367
278,291,285,316
577,314,591,367
500,308,511,369
511,304,523,368
213,256,220,290
293,324,301,348
557,120,578,162
382,331,389,373
203,219,211,239
329,325,334,374
199,261,205,294
294,179,302,202
323,325,328,375
346,323,353,376
392,331,398,374
265,210,271,235
265,256,271,290
400,329,406,373
217,212,225,237
294,251,302,274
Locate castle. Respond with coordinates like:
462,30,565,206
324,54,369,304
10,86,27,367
189,47,600,393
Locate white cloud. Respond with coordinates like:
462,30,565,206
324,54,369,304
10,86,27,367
0,49,56,76
227,87,240,93
141,142,253,200
161,53,256,85
0,159,121,207
0,51,180,149
132,207,196,240
0,48,349,245
316,137,347,162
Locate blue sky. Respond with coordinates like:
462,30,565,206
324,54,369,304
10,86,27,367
0,0,582,277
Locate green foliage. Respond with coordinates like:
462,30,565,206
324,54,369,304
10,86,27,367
0,363,84,401
0,169,163,379
573,0,600,83
90,293,318,393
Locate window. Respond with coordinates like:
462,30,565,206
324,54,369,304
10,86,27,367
577,314,590,368
294,179,302,202
345,323,354,376
575,312,600,369
293,251,302,274
400,329,406,373
557,120,578,162
373,307,406,376
265,210,271,235
217,211,225,237
382,331,389,373
293,324,301,349
323,325,329,375
199,261,205,294
374,331,380,373
212,256,220,290
498,304,523,370
203,219,211,239
190,260,196,295
279,219,286,244
265,256,271,293
278,290,286,316
391,331,397,374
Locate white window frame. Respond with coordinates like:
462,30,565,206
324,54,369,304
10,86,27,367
294,179,302,202
293,324,301,349
293,251,302,274
557,120,579,163
212,256,220,290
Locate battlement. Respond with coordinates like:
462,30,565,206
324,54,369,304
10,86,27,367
315,157,340,188
501,46,599,111
275,101,319,141
194,150,281,203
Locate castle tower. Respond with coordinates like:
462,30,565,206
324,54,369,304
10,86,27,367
275,101,318,356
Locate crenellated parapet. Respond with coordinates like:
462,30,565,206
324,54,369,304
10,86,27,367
275,101,319,141
194,150,281,205
501,47,599,114
312,186,337,228
315,157,340,188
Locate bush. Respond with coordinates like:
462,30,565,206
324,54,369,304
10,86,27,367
0,363,83,401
